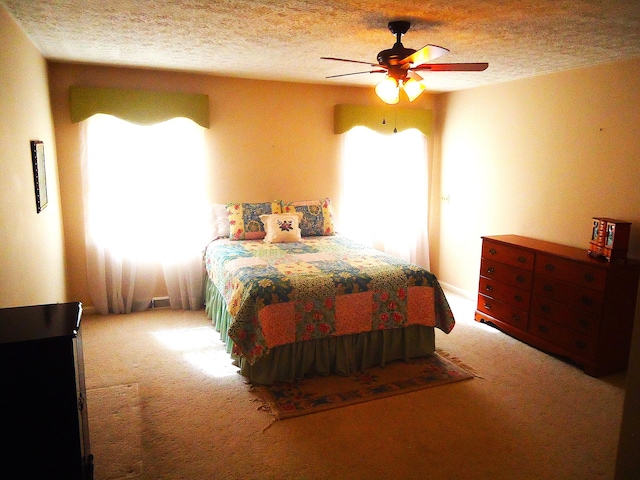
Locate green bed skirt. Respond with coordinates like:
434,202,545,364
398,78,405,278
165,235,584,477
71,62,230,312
205,279,436,385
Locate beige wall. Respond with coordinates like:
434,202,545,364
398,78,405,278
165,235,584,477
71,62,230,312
47,62,436,307
0,8,67,308
433,57,640,297
432,61,640,476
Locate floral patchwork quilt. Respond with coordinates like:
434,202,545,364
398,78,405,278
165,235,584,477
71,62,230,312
204,235,455,364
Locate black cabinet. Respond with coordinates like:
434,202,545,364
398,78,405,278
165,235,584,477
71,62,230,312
0,302,93,479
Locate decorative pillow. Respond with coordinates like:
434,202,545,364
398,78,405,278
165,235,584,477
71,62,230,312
281,198,335,236
210,203,231,240
226,201,282,240
260,212,304,243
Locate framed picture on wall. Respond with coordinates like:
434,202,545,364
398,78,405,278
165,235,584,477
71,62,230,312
30,140,48,213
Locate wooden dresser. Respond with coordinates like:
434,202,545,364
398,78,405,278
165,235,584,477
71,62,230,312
475,235,640,376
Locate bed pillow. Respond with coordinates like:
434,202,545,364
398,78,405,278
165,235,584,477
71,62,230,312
226,201,282,240
210,203,231,240
281,198,335,236
260,212,304,243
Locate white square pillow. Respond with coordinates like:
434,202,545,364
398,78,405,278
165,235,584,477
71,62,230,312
260,213,303,243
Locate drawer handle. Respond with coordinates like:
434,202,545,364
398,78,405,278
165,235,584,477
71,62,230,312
543,284,553,292
487,267,495,274
584,273,595,282
512,314,521,322
516,275,525,283
489,248,497,255
538,325,549,333
485,285,494,292
581,296,593,306
578,318,590,328
541,305,551,313
517,256,527,263
545,264,555,271
514,295,523,302
484,302,492,310
575,340,587,350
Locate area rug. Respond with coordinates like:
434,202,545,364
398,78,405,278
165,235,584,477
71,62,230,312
86,383,143,480
256,352,474,420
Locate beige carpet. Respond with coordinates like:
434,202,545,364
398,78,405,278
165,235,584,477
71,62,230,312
86,383,143,479
80,291,626,479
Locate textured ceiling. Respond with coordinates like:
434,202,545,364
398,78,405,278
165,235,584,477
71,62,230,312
2,0,640,92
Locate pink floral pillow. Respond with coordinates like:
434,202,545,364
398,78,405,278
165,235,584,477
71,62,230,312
226,201,281,240
281,198,335,236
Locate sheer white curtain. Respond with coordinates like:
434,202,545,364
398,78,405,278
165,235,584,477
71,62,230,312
340,126,431,269
81,114,209,314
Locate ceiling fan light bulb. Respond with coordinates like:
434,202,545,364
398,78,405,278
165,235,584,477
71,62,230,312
403,78,426,102
375,77,400,104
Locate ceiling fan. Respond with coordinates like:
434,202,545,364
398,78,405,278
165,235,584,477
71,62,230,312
322,20,488,104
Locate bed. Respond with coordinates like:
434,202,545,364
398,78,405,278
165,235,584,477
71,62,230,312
204,199,455,384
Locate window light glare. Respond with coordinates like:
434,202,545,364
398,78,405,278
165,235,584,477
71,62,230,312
152,327,237,378
85,115,208,264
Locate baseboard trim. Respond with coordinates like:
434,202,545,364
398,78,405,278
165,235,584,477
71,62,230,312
439,281,475,301
80,297,171,316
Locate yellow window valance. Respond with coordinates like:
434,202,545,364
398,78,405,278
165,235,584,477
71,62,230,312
69,86,210,128
334,104,432,137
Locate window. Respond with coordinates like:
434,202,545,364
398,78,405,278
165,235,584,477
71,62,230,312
82,114,208,313
340,127,430,268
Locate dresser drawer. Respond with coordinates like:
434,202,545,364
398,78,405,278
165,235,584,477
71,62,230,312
529,315,597,362
477,294,528,330
479,276,531,310
480,258,533,290
483,240,534,270
535,253,607,291
530,295,601,337
532,275,604,315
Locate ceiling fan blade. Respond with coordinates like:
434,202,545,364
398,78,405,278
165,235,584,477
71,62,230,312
321,57,382,68
326,70,386,79
407,71,424,81
400,44,450,67
413,62,489,71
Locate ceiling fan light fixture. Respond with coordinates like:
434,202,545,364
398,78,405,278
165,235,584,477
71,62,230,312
403,78,426,102
322,21,487,104
375,76,400,104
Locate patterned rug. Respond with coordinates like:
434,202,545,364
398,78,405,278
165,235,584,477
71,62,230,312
256,351,474,420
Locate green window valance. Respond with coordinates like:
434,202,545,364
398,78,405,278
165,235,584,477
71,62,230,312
69,86,210,128
334,104,432,137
